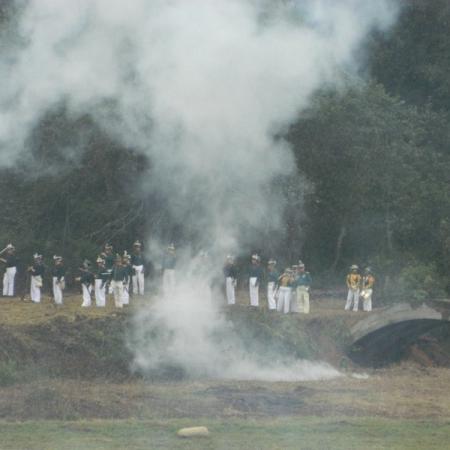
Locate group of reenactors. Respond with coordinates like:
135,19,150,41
224,254,313,314
0,241,148,308
1,241,375,312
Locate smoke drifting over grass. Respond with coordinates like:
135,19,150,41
1,0,398,380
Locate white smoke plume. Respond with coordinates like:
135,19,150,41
0,0,398,380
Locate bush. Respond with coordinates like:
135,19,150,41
391,262,446,303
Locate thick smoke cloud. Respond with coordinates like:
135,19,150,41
0,0,398,380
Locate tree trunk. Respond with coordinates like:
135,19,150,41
331,223,347,272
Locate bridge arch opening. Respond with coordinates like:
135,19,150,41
348,319,450,367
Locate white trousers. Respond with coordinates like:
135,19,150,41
3,267,16,296
162,269,175,297
361,289,373,312
277,286,291,314
30,275,42,303
132,265,144,295
81,284,93,307
111,280,123,308
249,277,259,306
53,277,64,305
94,279,106,307
345,289,360,311
297,286,310,314
122,280,130,305
267,282,277,310
226,277,236,305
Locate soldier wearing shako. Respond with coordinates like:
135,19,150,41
103,243,115,294
266,259,279,311
131,240,145,296
361,267,375,312
248,254,263,307
28,253,45,303
77,260,95,307
111,254,128,308
277,268,295,314
94,256,109,307
122,251,133,306
295,262,312,314
52,256,66,305
1,244,18,297
224,255,238,305
345,264,361,312
162,243,176,297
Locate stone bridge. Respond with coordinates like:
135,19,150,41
348,300,450,366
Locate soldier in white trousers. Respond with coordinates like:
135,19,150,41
77,260,94,307
94,256,109,307
131,240,145,296
111,254,128,308
295,262,312,314
266,259,279,311
361,267,375,312
248,254,263,307
276,268,294,314
52,256,66,305
1,244,18,297
224,255,237,305
162,243,176,297
121,252,133,306
28,253,45,303
345,264,361,311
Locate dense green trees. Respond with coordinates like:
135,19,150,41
0,0,449,298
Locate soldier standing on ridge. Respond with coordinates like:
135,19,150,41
266,259,279,311
103,243,115,294
28,253,45,303
162,243,176,296
94,256,109,307
78,260,94,307
52,256,66,305
131,240,145,296
290,264,299,312
224,255,237,305
277,268,294,314
1,244,18,297
345,264,361,312
122,251,133,306
248,254,263,307
361,267,375,312
111,254,128,308
295,262,312,314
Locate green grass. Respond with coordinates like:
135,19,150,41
0,417,449,450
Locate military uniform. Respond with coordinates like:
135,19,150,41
361,269,375,312
29,254,45,303
52,257,66,305
131,241,145,296
111,257,128,308
295,265,312,314
162,244,176,297
266,260,279,310
345,265,361,311
2,245,17,297
94,257,110,307
224,256,237,305
248,255,263,307
121,252,133,305
277,269,294,314
79,261,94,307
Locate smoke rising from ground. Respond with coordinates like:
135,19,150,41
1,0,397,380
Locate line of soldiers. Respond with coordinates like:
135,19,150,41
0,241,148,307
224,254,312,314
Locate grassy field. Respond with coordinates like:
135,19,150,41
0,292,449,449
1,417,449,450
